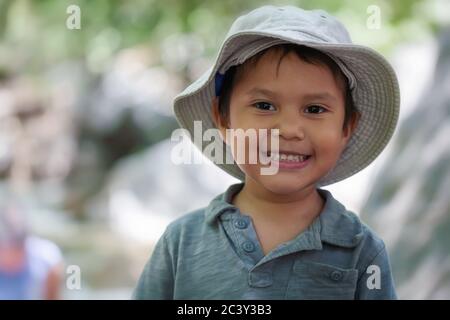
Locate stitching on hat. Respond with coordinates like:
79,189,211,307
277,28,332,43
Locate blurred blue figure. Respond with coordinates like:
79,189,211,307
0,198,63,300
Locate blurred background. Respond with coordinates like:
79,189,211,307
0,0,449,299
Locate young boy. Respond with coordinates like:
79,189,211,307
134,5,400,299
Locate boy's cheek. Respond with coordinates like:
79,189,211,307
320,148,346,169
313,134,347,157
229,116,271,130
229,139,258,165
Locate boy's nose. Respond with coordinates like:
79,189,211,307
275,110,306,141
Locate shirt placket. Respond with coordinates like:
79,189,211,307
221,211,277,289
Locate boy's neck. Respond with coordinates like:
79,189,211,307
231,178,325,225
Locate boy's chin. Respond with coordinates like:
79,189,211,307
252,172,313,195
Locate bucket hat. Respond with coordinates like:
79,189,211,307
173,5,400,186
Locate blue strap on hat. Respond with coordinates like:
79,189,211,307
215,72,225,96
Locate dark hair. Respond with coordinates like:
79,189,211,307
217,44,358,129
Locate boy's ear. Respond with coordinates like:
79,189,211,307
343,111,360,143
211,97,229,143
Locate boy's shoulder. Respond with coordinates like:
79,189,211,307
307,189,387,257
165,206,209,235
341,207,386,251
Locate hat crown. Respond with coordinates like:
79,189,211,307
227,5,352,44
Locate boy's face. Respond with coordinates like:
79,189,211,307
214,49,358,195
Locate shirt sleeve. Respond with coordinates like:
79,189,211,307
132,232,175,300
355,245,397,300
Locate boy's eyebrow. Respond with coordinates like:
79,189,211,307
246,88,279,99
302,92,339,103
246,87,339,103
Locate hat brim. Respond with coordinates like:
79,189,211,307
173,32,400,186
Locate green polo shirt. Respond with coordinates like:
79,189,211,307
133,183,396,299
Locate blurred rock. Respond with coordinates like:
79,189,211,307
87,138,238,244
64,47,182,218
361,27,450,299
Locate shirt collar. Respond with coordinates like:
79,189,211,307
205,183,244,224
317,188,364,248
205,183,363,248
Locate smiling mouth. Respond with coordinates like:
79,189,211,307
262,150,312,163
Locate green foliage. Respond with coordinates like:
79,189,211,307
0,0,445,74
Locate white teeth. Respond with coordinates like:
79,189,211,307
267,152,309,162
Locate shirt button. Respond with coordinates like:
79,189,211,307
330,270,343,282
234,219,248,229
242,241,255,253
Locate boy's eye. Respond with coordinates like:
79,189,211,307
304,105,327,114
253,102,276,111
